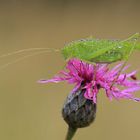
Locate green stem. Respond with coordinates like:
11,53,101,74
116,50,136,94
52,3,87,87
65,126,77,140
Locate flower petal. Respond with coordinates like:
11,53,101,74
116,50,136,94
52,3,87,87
39,58,140,103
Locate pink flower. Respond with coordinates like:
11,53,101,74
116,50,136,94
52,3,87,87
38,59,140,103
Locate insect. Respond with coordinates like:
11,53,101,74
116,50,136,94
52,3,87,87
62,33,140,64
0,33,140,70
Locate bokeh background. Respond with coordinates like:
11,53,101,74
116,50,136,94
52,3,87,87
0,0,140,140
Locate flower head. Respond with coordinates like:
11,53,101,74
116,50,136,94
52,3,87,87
39,59,140,103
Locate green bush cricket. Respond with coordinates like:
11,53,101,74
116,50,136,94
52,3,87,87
62,33,140,64
0,33,140,70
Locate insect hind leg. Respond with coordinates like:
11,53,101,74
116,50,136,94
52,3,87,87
110,40,136,89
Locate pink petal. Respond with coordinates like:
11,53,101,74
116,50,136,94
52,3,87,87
122,87,140,93
126,71,137,78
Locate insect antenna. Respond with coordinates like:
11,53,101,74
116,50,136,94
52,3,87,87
0,47,59,58
0,48,60,70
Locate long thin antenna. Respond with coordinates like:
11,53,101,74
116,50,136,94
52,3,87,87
0,47,60,58
0,50,59,70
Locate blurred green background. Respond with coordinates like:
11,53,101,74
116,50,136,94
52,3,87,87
0,0,140,140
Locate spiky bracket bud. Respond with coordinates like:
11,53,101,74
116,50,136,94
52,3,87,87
62,89,96,140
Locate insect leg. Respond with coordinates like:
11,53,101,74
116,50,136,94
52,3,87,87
87,44,116,62
110,41,136,88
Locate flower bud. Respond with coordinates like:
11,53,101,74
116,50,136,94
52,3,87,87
62,88,96,128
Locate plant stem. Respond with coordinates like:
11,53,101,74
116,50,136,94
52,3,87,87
65,126,77,140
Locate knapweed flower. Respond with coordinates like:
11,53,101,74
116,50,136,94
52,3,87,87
39,58,140,103
39,58,140,140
